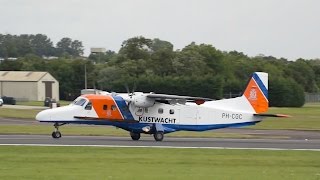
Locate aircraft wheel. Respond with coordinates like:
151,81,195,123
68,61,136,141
52,131,62,139
130,132,141,141
153,132,164,141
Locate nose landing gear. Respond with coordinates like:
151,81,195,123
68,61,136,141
51,123,66,139
52,131,61,138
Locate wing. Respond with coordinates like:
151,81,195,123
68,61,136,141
146,93,213,104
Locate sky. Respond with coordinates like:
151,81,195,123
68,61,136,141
0,0,319,60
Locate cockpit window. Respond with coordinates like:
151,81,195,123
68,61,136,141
85,101,92,110
73,98,87,106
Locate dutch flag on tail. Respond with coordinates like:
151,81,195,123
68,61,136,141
244,72,290,118
243,72,269,113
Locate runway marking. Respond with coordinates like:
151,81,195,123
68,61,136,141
0,144,319,151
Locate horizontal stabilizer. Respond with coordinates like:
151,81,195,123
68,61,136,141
254,114,291,118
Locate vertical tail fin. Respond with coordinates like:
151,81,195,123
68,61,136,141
243,72,269,113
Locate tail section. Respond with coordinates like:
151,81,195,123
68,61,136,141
242,72,268,113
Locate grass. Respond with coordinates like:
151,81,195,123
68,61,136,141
252,103,320,130
16,100,71,106
0,108,41,119
0,146,319,180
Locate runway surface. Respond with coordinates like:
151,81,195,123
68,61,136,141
0,134,319,150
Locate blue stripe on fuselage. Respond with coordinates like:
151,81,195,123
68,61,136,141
253,73,268,99
39,120,260,134
113,95,134,120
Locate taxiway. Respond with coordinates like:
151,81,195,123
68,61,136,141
0,134,319,150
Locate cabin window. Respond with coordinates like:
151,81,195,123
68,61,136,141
144,108,148,113
74,98,87,106
85,102,92,110
103,105,108,110
111,105,117,111
158,108,163,114
169,109,174,114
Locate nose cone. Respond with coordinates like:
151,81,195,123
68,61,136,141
36,106,83,122
36,110,51,121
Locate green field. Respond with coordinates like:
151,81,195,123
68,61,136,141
253,103,320,130
0,146,319,180
0,108,41,119
16,101,71,107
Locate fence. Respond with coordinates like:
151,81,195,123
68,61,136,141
305,93,320,103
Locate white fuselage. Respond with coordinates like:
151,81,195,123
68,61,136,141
128,95,261,128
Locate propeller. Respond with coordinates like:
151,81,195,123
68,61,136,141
124,82,137,98
123,82,138,102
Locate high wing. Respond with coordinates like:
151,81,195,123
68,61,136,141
146,93,213,102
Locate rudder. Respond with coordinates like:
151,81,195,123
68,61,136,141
242,72,268,113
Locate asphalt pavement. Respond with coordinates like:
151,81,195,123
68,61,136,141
0,134,319,150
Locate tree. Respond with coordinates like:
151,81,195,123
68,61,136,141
0,60,23,70
118,36,152,61
71,40,84,56
30,34,55,56
20,54,46,71
269,78,305,107
16,34,32,56
149,38,175,76
89,50,117,63
172,43,211,76
0,34,57,58
183,43,224,75
0,34,18,57
56,37,84,57
286,59,318,92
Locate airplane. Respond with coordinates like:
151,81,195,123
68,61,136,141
36,72,288,141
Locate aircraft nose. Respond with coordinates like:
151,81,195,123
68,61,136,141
36,110,51,121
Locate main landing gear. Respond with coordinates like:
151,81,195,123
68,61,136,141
129,131,164,141
130,132,141,140
52,123,66,139
153,131,164,141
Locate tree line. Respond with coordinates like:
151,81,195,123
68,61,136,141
0,34,84,58
1,34,319,107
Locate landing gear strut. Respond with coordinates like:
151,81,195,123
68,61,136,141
130,132,141,140
51,123,66,139
153,131,164,141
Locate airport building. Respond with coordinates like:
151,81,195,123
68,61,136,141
0,71,59,101
90,47,106,54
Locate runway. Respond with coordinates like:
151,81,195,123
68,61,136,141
0,134,319,150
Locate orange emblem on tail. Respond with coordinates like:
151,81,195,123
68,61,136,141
244,78,268,113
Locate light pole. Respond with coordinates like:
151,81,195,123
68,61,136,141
84,63,87,89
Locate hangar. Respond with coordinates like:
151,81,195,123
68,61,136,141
0,71,59,101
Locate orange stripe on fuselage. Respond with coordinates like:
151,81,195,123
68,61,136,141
243,78,268,113
82,94,124,121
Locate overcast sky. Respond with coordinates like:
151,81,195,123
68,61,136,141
1,0,319,60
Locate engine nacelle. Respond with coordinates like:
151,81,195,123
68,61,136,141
132,92,155,108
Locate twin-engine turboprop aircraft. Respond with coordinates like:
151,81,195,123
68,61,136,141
36,72,288,141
